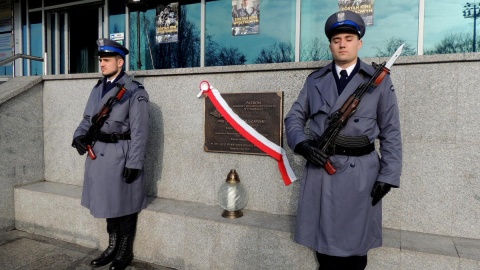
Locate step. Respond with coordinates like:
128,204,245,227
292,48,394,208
14,181,480,270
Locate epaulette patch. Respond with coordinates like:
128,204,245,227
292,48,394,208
137,96,148,102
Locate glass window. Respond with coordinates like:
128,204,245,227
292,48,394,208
362,0,418,57
28,1,41,10
300,0,337,61
424,1,477,54
206,0,296,66
109,1,126,46
30,11,43,76
50,13,56,75
301,0,418,61
60,13,65,74
129,1,201,70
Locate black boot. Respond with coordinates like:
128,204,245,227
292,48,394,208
109,235,134,270
91,232,119,267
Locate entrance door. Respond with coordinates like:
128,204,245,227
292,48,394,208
46,4,102,74
69,6,100,74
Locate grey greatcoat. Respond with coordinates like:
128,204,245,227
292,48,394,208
284,60,402,256
73,72,150,219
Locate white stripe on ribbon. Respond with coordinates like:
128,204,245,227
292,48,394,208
197,80,297,186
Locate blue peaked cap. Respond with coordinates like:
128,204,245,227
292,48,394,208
97,38,129,58
324,10,366,40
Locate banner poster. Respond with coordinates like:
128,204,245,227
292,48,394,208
232,0,260,36
156,2,179,44
338,0,374,26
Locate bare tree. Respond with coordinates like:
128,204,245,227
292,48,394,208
217,47,247,65
144,8,200,69
374,37,416,57
205,35,220,66
301,37,332,61
424,32,476,55
205,34,247,66
254,42,294,63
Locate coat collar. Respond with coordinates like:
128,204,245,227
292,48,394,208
93,72,130,113
313,59,375,114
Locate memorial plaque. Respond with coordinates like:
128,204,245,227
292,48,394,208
204,92,283,155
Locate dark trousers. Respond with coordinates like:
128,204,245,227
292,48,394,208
316,252,367,270
106,212,138,237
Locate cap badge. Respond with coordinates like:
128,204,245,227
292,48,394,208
336,11,346,23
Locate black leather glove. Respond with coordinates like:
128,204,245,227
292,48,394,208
72,135,88,155
123,167,140,184
371,181,394,206
294,140,328,167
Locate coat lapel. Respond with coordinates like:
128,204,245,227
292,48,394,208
93,80,119,115
330,61,375,113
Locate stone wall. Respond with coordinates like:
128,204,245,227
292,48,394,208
0,77,44,231
5,53,480,240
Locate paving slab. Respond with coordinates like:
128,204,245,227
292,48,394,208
0,230,174,270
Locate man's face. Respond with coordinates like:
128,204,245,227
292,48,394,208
99,56,123,79
329,33,363,68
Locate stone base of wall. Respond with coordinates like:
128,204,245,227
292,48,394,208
14,181,480,270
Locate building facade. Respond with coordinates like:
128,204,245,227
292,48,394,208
3,0,479,76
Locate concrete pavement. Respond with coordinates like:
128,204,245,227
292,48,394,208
0,230,174,270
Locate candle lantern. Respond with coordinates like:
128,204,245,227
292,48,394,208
217,169,249,218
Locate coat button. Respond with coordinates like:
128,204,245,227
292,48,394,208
350,163,355,167
100,153,104,156
354,119,359,122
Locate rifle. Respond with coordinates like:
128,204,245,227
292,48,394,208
83,83,128,160
317,44,404,175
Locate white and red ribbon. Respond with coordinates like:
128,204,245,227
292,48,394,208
197,80,297,186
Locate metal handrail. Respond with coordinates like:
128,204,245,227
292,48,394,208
0,53,45,78
0,53,44,67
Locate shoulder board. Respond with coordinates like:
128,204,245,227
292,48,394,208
131,80,145,89
311,66,332,79
94,79,102,87
125,80,145,90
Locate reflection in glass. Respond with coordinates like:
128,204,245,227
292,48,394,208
424,0,477,54
363,0,418,57
206,0,296,66
300,0,418,61
129,2,201,70
30,12,43,76
300,0,336,61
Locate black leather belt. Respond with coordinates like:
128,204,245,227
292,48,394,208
95,132,131,143
329,143,375,156
327,135,375,156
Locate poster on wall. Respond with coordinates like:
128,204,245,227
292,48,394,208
232,0,260,36
338,0,374,26
156,2,179,44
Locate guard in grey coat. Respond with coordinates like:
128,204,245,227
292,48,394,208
285,11,402,270
72,38,150,270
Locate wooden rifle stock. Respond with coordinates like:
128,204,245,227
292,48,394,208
84,84,127,159
87,145,97,160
